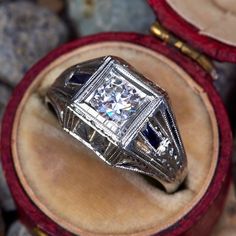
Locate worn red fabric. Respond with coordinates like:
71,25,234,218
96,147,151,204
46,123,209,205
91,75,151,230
148,0,236,62
0,33,232,235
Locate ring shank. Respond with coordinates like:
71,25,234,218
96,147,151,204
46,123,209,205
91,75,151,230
46,56,188,193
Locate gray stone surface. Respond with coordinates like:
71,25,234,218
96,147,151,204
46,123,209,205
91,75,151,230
67,0,155,36
7,221,31,236
0,83,12,122
0,1,68,86
0,162,15,211
0,85,14,212
214,61,236,103
0,84,15,211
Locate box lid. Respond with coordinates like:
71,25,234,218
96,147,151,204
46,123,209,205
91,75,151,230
148,0,236,62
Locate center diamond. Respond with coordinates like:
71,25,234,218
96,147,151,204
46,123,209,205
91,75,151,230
88,75,145,123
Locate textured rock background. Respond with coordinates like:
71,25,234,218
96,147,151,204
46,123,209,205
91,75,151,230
0,1,68,86
67,0,156,36
0,84,11,122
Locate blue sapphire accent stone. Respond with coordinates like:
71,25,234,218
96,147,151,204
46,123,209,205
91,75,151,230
69,72,90,85
142,123,161,149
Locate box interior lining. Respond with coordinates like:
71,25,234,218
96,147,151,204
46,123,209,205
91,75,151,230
12,42,219,236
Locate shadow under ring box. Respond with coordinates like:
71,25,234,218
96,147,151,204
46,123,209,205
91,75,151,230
0,0,233,235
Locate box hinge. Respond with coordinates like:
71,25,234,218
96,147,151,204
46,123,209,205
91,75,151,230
150,22,218,79
32,227,48,236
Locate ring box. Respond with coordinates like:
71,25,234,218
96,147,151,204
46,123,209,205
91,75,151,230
0,0,233,235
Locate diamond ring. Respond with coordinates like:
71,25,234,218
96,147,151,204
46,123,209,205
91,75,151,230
46,56,187,193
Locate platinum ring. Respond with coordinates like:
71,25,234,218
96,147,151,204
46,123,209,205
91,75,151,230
46,56,188,193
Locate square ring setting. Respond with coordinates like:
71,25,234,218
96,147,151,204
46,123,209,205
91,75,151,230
46,55,188,193
71,56,163,145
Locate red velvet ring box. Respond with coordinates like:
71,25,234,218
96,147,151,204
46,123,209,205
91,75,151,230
0,0,233,235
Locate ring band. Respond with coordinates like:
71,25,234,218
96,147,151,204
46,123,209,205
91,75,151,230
46,56,188,193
